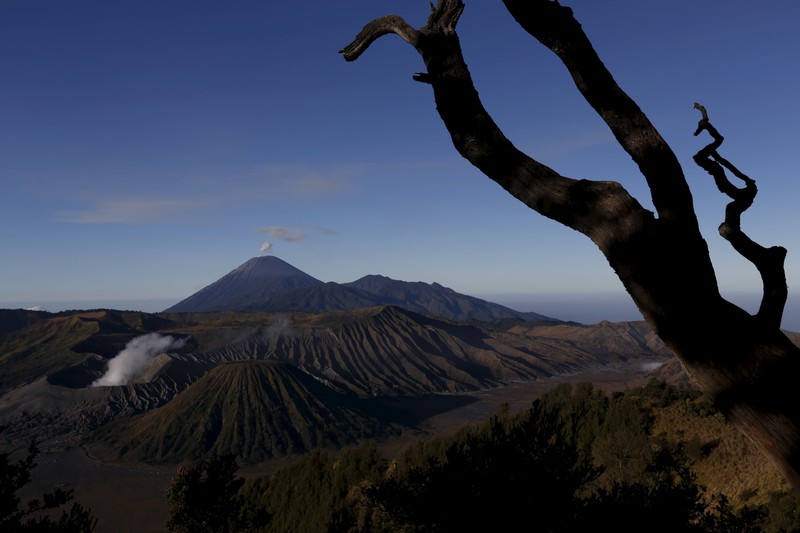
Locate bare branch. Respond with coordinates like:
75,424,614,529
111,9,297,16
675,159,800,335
339,15,420,62
339,1,463,63
692,104,788,329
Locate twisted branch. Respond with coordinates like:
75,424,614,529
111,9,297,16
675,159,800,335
692,103,788,329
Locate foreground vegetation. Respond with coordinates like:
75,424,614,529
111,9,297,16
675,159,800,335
165,379,800,532
1,433,96,532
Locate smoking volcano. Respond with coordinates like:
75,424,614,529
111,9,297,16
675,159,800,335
91,333,187,387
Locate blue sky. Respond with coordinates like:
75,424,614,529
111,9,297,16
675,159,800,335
3,1,800,327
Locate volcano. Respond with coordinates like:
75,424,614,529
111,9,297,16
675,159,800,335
164,256,323,313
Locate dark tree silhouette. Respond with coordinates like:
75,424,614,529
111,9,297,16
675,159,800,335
692,102,788,330
0,436,96,531
165,454,250,533
341,0,800,490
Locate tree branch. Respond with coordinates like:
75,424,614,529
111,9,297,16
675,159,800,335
501,0,695,226
341,0,651,253
341,0,800,495
692,104,788,329
339,15,420,62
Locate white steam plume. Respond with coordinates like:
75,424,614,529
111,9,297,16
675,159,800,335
640,361,664,372
267,313,293,338
259,241,273,255
91,333,187,387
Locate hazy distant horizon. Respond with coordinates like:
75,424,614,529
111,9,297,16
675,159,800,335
5,291,800,333
3,293,637,324
483,291,800,334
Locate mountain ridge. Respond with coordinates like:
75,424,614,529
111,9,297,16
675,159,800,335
0,256,681,467
164,256,562,325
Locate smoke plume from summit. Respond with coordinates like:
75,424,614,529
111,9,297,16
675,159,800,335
91,333,186,387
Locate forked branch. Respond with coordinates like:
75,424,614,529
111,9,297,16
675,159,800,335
340,0,650,253
341,0,800,494
501,0,694,225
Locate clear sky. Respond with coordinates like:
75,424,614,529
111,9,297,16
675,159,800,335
3,1,800,327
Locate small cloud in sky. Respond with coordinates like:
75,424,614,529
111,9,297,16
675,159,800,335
253,164,357,198
57,197,209,224
256,225,336,256
54,163,359,225
258,225,336,242
259,226,306,242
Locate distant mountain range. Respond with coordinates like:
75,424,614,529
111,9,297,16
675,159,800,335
164,255,559,325
0,256,704,466
6,251,800,530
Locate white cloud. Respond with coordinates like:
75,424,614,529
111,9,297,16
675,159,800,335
54,162,360,225
57,197,210,224
258,226,306,242
249,164,358,198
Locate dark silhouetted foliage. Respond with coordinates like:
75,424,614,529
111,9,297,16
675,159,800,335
224,381,775,532
165,453,268,533
244,441,386,532
0,433,96,532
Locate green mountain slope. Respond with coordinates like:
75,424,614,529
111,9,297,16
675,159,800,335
89,360,396,464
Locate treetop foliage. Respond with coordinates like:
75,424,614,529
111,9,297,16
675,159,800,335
0,430,96,532
166,380,798,532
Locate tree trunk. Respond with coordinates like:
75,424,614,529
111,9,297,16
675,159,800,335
341,0,800,490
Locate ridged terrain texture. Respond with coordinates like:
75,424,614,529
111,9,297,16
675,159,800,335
0,257,679,464
0,305,673,463
89,361,392,463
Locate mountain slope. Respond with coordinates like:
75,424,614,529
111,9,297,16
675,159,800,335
196,306,672,397
251,281,384,313
0,309,188,393
344,274,559,323
89,360,395,463
164,256,323,313
0,309,51,340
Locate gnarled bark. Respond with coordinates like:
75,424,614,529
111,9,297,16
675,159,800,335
342,0,800,490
